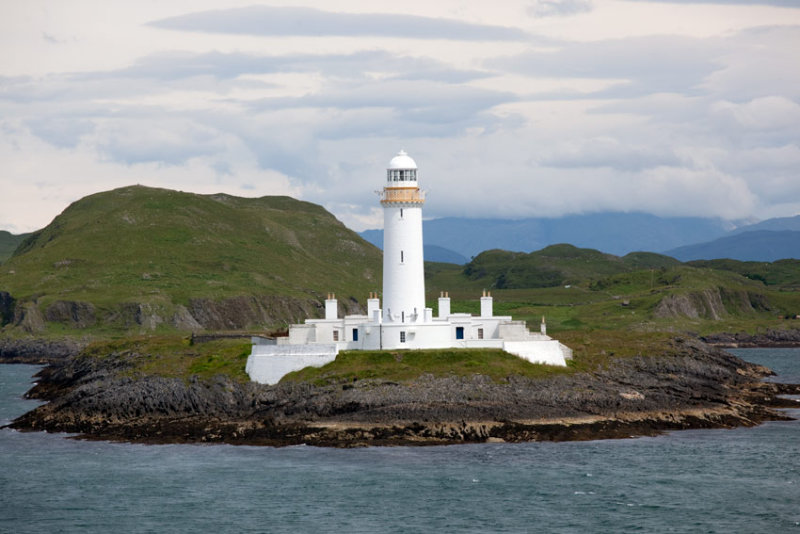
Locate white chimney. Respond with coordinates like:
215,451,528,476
438,291,451,319
325,293,338,320
480,290,493,317
367,292,380,322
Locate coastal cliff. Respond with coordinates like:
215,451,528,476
8,337,799,447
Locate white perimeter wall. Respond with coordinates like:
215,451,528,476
247,344,339,385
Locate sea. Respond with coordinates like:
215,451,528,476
1,348,799,534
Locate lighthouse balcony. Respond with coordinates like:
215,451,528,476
380,188,425,204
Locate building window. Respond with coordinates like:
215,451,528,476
456,326,464,340
333,330,339,341
352,328,359,341
400,331,406,343
477,328,484,340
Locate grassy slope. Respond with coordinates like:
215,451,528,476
0,231,29,264
0,185,382,311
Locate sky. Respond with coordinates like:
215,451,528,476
1,0,799,234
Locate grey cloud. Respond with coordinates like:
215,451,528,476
538,137,681,171
246,79,515,126
149,6,529,41
528,0,594,17
26,117,95,148
495,34,722,98
74,50,490,86
94,118,228,165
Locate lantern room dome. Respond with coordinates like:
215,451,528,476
388,150,417,170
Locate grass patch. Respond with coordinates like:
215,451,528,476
79,335,252,382
282,348,575,386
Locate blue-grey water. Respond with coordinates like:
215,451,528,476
1,349,799,533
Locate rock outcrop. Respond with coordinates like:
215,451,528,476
654,288,770,320
0,337,87,364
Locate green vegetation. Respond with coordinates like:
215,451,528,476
688,258,800,290
282,348,573,385
282,330,683,385
81,335,252,382
0,231,28,264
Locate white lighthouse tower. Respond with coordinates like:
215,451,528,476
381,150,426,324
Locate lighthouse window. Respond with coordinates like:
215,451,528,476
400,208,403,218
401,250,404,263
400,331,406,343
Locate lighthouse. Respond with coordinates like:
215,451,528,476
381,150,426,324
245,149,571,384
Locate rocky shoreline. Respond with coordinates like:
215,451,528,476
0,336,87,364
4,336,800,447
701,328,800,348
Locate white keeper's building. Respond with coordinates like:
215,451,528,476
246,150,572,384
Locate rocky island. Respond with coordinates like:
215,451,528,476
5,333,799,447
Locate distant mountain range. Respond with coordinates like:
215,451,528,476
361,213,733,262
666,230,800,262
361,213,800,263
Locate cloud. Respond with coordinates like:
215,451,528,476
624,0,800,6
538,137,680,171
528,0,594,17
149,6,529,41
108,50,490,83
711,96,800,131
494,34,722,98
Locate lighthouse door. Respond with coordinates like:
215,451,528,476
455,327,464,340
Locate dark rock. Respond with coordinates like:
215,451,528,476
44,300,97,328
0,337,87,364
0,291,15,326
187,295,331,330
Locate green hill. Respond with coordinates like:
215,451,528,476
460,245,679,290
687,258,800,290
0,186,382,334
0,231,29,264
425,244,800,336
